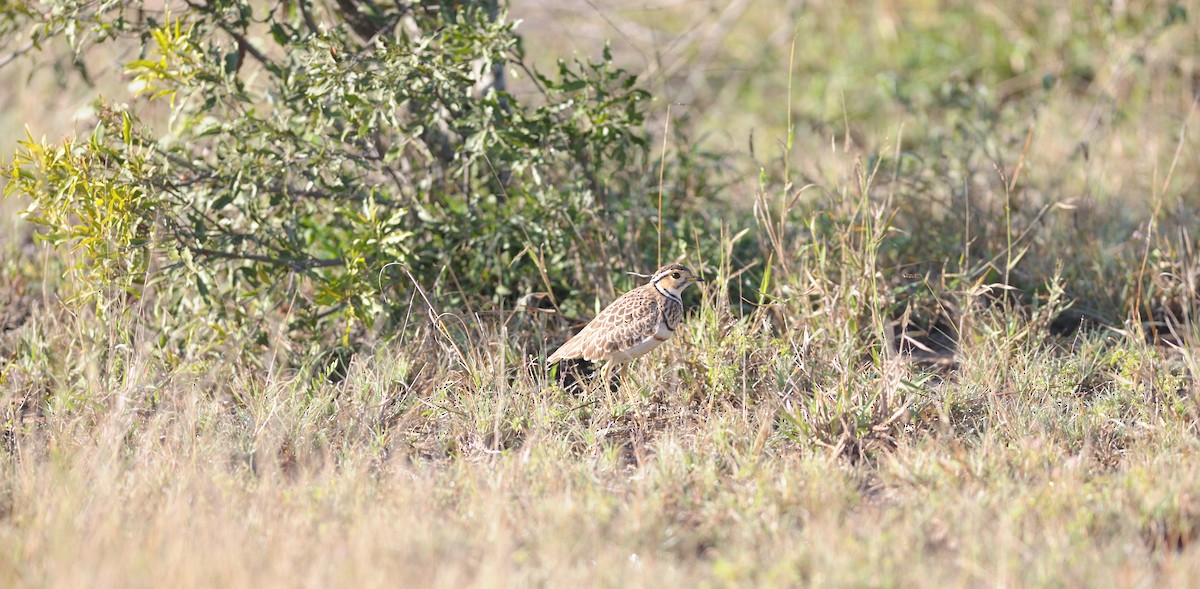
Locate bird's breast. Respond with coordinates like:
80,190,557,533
610,320,675,363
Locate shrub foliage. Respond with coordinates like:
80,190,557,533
4,0,661,346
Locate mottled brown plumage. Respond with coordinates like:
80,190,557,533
547,264,702,366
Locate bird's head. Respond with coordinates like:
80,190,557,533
649,264,703,297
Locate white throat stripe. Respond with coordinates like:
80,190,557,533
654,282,682,303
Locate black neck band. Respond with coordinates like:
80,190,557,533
654,281,682,303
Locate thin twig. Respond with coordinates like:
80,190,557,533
298,0,322,35
190,247,342,269
0,41,35,70
184,0,275,70
656,103,672,268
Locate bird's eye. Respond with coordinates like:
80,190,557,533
671,272,680,279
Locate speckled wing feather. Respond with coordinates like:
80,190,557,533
548,285,662,363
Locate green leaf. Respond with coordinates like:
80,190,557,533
211,194,234,210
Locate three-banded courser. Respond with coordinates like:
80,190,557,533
547,264,703,375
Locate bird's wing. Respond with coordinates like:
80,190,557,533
547,287,660,363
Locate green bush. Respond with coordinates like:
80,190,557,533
3,0,680,352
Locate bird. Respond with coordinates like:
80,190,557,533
547,263,703,377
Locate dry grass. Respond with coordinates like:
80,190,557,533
5,190,1200,586
4,0,1200,587
3,279,1200,587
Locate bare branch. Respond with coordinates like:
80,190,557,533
189,247,343,270
0,41,35,70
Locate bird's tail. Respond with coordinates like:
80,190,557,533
546,337,583,365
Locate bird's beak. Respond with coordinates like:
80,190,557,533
692,277,705,283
